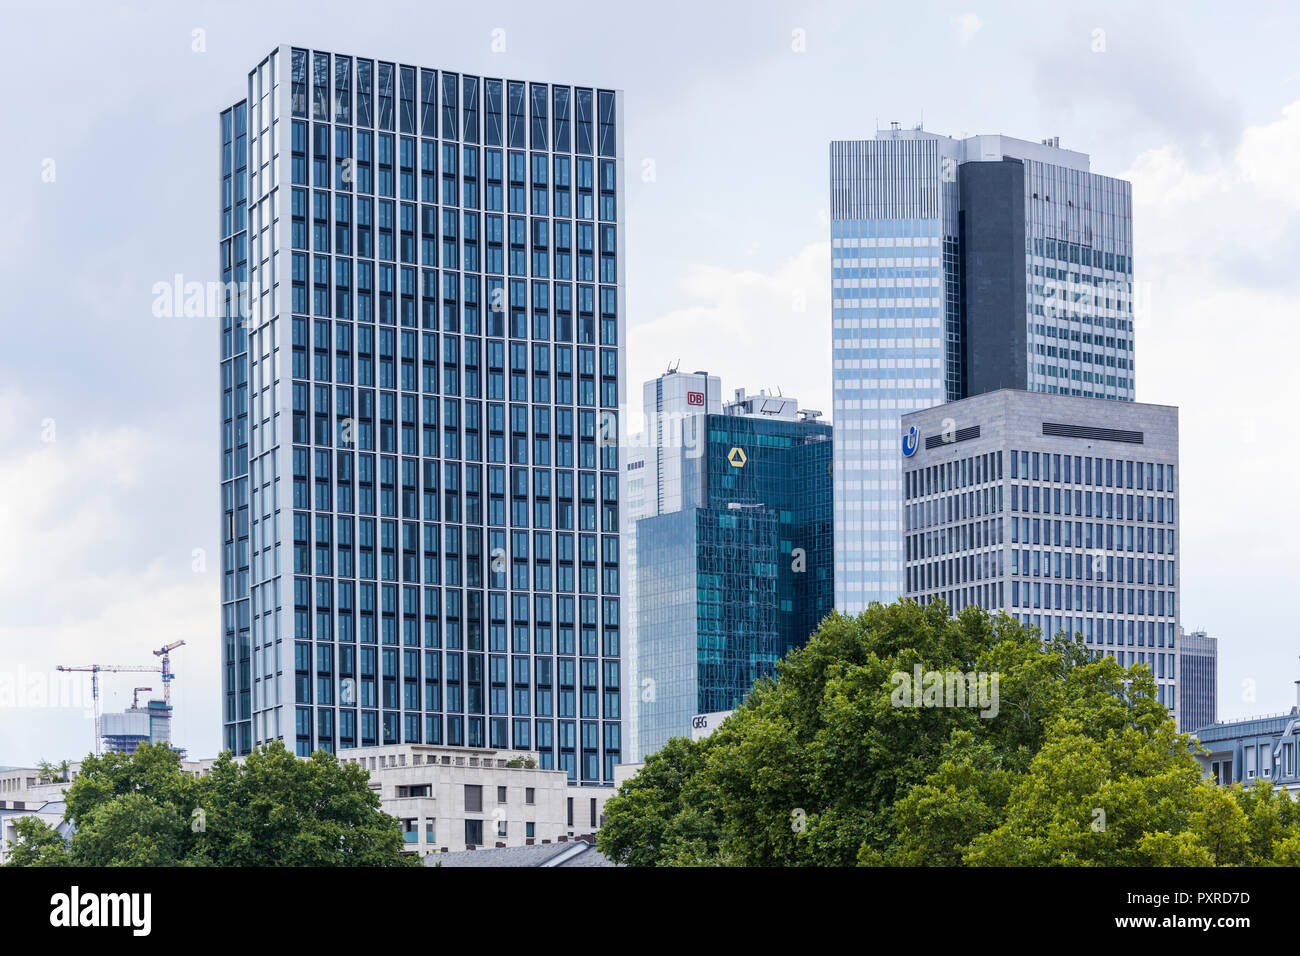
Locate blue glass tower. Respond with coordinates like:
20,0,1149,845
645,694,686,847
635,384,832,759
219,47,626,786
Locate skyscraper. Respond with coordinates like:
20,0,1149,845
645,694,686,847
621,368,721,760
633,372,832,759
830,127,1134,611
1179,628,1218,734
218,47,627,787
900,389,1181,721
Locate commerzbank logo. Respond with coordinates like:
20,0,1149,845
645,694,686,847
902,425,919,457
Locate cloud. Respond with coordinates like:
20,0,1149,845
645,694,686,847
1029,14,1243,161
626,241,831,429
1124,101,1300,720
953,13,983,47
0,390,218,764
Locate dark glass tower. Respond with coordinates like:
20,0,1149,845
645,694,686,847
635,383,832,759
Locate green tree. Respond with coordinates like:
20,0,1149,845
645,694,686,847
597,736,721,866
190,743,416,867
10,740,418,867
3,816,69,867
600,599,1300,867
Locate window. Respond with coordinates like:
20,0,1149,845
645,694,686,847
567,796,573,827
465,819,483,846
525,787,535,805
590,797,597,828
497,785,507,803
525,821,535,838
464,784,482,812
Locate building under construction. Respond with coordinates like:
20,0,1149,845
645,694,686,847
100,698,177,756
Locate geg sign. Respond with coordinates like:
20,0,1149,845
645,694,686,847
690,710,735,741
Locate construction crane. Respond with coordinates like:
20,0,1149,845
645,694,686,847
132,687,154,710
153,641,185,705
56,663,162,756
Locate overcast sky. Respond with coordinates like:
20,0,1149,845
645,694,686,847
2,0,1298,765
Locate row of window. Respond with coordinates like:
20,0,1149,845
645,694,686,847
290,49,617,157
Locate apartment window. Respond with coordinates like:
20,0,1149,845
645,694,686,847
497,785,507,803
567,796,573,826
465,819,483,846
525,787,535,805
526,821,535,838
496,818,507,837
590,797,597,828
464,784,482,812
425,819,436,844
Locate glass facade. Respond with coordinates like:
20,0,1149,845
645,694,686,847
831,131,1135,613
636,411,832,759
220,47,626,784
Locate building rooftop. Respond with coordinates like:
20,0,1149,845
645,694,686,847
426,840,618,868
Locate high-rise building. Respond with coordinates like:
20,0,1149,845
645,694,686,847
219,47,627,787
1179,628,1218,734
830,127,1135,611
621,368,721,760
899,389,1181,721
634,373,832,759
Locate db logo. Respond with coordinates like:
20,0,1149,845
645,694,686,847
687,391,705,406
691,716,709,729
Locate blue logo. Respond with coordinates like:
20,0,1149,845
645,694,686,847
902,425,919,457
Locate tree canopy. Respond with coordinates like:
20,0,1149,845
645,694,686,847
4,741,419,867
598,600,1300,866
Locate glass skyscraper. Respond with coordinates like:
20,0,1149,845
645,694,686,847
830,127,1134,611
219,47,626,786
634,377,832,759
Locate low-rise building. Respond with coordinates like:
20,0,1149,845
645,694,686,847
1194,680,1300,795
338,743,612,858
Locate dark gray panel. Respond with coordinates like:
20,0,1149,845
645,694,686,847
959,160,1027,397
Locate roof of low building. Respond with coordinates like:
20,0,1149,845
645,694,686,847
425,840,618,868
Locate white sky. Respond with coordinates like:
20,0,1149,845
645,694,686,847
1,0,1298,764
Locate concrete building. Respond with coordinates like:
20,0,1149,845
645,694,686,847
632,372,832,760
219,48,628,791
831,127,1135,611
900,389,1180,720
1179,628,1218,737
101,698,175,755
338,742,611,857
1194,680,1300,795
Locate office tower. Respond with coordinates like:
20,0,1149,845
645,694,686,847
900,389,1180,720
218,47,627,787
621,369,721,761
1179,628,1218,734
635,374,832,759
830,127,1134,611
